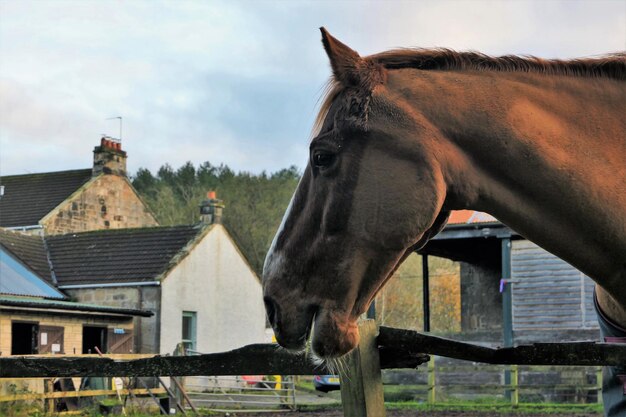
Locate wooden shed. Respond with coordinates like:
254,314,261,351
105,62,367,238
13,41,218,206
420,210,599,346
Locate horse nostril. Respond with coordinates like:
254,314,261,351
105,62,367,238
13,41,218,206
264,297,278,328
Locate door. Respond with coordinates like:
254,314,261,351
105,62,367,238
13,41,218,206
39,325,65,354
107,328,134,354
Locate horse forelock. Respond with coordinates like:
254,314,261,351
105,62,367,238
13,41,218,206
312,81,375,139
313,80,342,138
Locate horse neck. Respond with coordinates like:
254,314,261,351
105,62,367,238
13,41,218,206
401,70,625,295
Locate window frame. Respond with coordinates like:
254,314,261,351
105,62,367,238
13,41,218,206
181,311,197,353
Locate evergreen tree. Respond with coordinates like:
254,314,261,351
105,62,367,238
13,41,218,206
132,162,300,276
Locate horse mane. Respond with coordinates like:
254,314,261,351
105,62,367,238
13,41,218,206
370,49,626,80
313,49,626,135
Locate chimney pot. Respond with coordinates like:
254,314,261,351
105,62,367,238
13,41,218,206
200,191,224,224
93,137,128,177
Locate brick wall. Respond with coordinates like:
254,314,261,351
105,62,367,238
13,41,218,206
42,174,158,235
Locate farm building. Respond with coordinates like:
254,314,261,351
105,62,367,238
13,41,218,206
0,229,151,356
0,211,267,356
54,220,267,355
420,210,600,346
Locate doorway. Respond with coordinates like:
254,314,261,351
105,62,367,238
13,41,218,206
82,326,107,354
11,322,39,355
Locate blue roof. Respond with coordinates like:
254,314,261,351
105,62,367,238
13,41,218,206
0,247,65,299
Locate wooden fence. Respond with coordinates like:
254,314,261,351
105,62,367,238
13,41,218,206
384,360,603,405
1,322,625,416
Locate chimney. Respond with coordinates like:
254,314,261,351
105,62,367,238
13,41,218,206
93,136,127,177
200,191,225,224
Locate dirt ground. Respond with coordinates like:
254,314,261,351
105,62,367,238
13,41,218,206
213,411,601,417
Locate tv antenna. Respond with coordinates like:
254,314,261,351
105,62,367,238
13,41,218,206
106,116,123,141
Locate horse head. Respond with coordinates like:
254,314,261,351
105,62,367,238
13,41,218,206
262,28,451,358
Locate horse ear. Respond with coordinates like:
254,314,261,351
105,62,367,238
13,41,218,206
320,27,362,86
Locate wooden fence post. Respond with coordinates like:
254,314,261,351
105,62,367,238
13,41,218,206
596,367,603,405
427,358,436,404
339,319,386,417
44,379,54,413
510,365,519,406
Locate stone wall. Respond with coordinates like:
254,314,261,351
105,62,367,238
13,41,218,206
65,285,161,353
42,174,157,235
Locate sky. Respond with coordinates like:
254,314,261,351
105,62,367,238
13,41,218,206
1,0,624,177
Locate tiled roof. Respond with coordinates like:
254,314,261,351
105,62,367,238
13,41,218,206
448,210,499,225
0,229,53,283
0,295,153,317
0,169,93,227
47,225,207,286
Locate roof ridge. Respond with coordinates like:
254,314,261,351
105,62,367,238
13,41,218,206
0,168,92,179
46,223,201,239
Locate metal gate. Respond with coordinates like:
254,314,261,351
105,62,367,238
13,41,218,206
183,375,297,412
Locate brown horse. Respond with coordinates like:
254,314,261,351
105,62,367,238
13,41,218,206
263,28,626,359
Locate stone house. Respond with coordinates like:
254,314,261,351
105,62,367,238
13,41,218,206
0,137,158,235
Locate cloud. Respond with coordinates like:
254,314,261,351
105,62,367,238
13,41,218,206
1,0,624,176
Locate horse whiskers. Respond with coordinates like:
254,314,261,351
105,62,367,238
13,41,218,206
305,345,350,380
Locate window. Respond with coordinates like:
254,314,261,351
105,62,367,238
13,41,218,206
182,311,197,353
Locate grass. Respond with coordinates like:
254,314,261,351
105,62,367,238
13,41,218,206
387,399,602,414
294,380,602,415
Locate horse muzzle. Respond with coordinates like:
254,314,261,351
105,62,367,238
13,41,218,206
264,296,318,350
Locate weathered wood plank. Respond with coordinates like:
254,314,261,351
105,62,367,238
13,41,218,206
378,327,626,366
0,340,427,378
340,320,386,417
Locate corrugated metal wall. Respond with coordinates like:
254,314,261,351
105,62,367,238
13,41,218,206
511,240,598,330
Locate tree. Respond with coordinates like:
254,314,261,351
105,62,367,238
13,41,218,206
132,162,299,275
375,253,461,333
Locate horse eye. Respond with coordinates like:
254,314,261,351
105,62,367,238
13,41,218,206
313,152,335,168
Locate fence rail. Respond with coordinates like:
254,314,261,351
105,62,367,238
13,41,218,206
0,387,166,403
1,327,624,379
